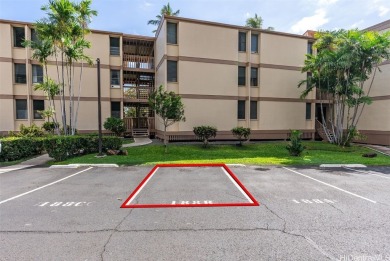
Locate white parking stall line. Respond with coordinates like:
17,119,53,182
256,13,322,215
283,167,377,204
221,167,253,203
343,167,390,180
0,167,93,205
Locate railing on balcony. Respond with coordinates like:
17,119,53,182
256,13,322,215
123,117,155,134
123,55,154,70
123,86,152,100
316,90,333,101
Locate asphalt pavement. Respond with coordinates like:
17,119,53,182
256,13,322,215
0,164,389,260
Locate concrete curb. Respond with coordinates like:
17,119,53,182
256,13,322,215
320,164,366,168
50,164,119,168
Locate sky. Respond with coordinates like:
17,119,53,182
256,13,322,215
0,0,389,37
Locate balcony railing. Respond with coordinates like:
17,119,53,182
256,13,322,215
123,55,154,70
124,117,155,131
123,86,152,100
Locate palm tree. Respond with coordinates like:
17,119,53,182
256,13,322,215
148,3,180,33
246,13,274,30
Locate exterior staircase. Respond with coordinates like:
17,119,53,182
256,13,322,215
132,128,149,137
316,120,334,143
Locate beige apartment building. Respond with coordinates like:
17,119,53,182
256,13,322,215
0,17,389,145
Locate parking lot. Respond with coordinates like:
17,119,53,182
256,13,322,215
0,164,389,260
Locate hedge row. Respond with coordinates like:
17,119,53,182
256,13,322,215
0,136,122,162
0,137,45,162
43,136,122,161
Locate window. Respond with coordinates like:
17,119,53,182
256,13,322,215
15,99,27,119
31,28,38,42
32,64,43,83
238,32,246,52
110,37,120,55
307,42,313,55
167,22,177,44
250,67,258,86
167,60,178,82
110,70,120,86
251,34,258,53
306,72,312,89
250,101,257,119
13,27,25,47
33,100,44,119
238,100,245,120
306,103,312,120
14,63,26,83
238,66,246,86
111,102,121,118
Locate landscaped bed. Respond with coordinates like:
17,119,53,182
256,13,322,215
52,141,390,166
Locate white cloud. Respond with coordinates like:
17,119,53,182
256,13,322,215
349,19,364,29
318,0,339,6
378,6,389,17
291,9,329,33
140,1,153,10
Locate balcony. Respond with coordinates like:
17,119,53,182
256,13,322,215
124,86,153,101
123,55,154,70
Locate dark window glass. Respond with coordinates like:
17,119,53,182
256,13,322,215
14,63,26,83
250,101,257,119
238,66,246,86
238,32,246,51
111,102,121,118
110,70,120,85
238,100,245,120
31,28,38,42
307,42,313,54
306,72,312,89
16,99,27,119
13,27,25,47
250,67,258,86
110,37,120,55
251,34,258,53
32,64,43,83
306,103,312,120
167,60,178,82
33,100,44,119
167,22,177,44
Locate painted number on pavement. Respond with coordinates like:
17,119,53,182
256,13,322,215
292,199,337,204
34,202,93,207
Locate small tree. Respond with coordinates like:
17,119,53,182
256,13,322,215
103,117,126,136
286,130,305,156
149,85,185,152
299,29,390,146
193,126,217,148
232,127,251,146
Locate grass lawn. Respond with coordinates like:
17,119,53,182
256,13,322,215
0,158,26,167
122,138,134,145
53,141,390,166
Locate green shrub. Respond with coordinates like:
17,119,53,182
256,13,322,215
193,126,217,148
43,135,122,161
42,122,59,134
232,127,251,146
18,124,46,137
286,130,305,156
0,137,44,162
103,117,126,136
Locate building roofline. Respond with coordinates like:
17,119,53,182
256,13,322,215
0,19,155,41
156,15,314,40
363,19,390,32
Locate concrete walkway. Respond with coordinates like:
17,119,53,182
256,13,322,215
362,144,390,156
122,137,152,147
0,154,53,174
